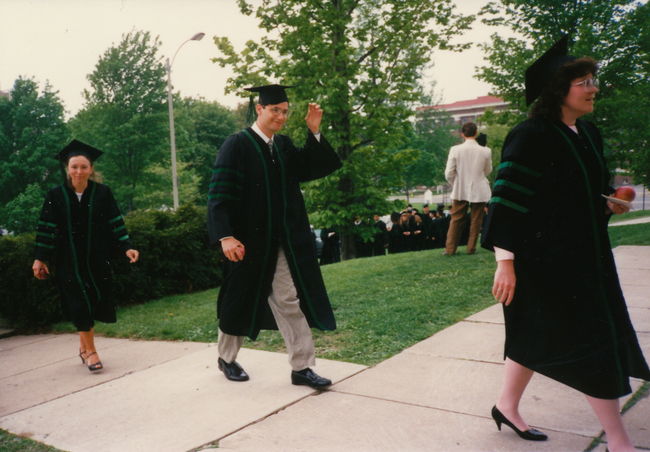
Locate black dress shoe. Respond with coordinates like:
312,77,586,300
491,406,547,441
291,368,331,389
218,357,249,381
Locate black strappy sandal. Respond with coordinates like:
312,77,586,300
79,349,87,364
85,352,103,372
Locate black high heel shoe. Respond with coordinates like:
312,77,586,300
491,405,548,441
79,349,87,364
85,352,103,372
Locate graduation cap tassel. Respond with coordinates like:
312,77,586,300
246,95,256,125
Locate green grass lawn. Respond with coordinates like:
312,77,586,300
53,246,496,366
609,221,650,247
609,209,650,223
0,430,63,452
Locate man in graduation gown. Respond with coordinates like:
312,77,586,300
420,204,434,249
207,84,342,388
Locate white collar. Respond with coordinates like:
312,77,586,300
251,122,272,143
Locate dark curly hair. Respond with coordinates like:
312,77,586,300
530,57,598,121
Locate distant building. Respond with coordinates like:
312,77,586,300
417,95,509,125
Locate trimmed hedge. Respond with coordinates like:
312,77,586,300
0,204,222,329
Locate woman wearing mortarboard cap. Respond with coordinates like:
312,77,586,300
481,36,650,449
32,139,139,372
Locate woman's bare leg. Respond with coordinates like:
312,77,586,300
585,396,636,452
496,357,535,430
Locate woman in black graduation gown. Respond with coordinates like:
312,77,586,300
386,212,402,254
32,140,139,371
397,211,413,252
482,37,650,450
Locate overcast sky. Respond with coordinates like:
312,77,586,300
0,0,504,118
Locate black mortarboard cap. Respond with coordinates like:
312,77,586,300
245,84,293,105
525,35,576,105
56,139,103,163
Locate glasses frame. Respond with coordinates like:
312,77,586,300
572,78,599,89
266,106,291,117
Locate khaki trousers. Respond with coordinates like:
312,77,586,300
218,246,316,371
445,200,486,255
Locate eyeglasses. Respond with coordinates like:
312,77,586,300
266,106,290,117
572,78,599,89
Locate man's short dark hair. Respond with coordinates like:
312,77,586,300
461,122,477,138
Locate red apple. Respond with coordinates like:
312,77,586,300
614,186,636,202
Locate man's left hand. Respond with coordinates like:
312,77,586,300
305,103,323,134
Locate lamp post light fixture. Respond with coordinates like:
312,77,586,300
166,32,205,210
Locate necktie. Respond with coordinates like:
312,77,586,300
268,140,274,162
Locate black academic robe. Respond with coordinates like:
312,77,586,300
371,220,388,256
320,228,341,265
34,181,132,331
396,221,413,252
481,117,650,398
432,214,450,249
387,223,402,254
420,213,434,249
207,128,342,339
410,216,425,251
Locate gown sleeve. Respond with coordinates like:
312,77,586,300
34,189,59,262
284,130,342,182
105,186,132,254
207,134,245,246
481,121,546,254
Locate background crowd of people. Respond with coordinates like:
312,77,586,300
317,202,478,265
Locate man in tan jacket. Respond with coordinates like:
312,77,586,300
444,122,492,255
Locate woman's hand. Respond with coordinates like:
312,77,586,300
493,259,516,305
606,200,630,215
221,237,246,262
32,259,50,280
126,249,139,263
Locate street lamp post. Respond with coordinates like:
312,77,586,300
166,32,205,210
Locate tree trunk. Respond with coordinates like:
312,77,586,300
340,233,356,261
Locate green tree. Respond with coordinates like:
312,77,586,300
212,0,472,258
0,77,69,232
403,104,457,191
173,97,239,195
476,0,650,185
69,30,168,211
131,160,202,209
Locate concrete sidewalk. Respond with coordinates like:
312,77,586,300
1,246,648,452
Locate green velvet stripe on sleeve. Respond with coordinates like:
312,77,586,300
109,214,130,243
489,196,529,214
497,161,542,178
208,166,243,202
35,218,58,252
493,179,535,196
